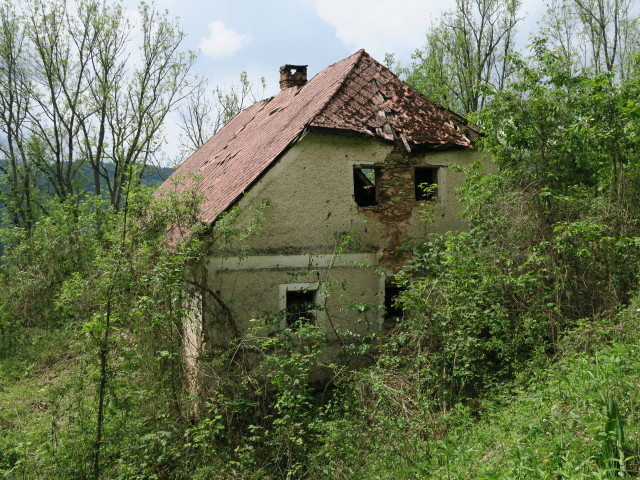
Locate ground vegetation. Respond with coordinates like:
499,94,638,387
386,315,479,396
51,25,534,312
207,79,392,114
2,0,640,478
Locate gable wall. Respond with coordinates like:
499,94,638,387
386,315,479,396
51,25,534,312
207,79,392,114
203,132,488,347
216,132,485,258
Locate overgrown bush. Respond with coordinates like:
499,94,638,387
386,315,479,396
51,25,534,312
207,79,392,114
375,45,640,406
299,47,640,479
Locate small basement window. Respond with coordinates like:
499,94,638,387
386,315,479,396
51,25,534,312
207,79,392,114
286,288,317,328
382,281,405,332
354,167,379,207
415,167,439,201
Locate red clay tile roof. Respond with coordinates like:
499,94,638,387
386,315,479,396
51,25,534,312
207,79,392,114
159,49,473,225
311,52,474,146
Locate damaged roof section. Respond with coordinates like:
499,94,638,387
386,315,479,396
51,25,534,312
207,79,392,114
311,50,474,148
159,49,476,225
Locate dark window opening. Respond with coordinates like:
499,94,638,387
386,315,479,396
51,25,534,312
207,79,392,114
383,282,405,332
286,289,317,328
384,284,404,320
415,167,438,200
354,167,378,206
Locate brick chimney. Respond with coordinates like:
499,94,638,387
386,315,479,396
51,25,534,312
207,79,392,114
279,64,308,90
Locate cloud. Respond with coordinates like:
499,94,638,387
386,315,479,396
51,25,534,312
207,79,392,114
312,0,439,59
199,20,250,58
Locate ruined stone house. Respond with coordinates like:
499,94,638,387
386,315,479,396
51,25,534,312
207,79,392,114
159,49,487,364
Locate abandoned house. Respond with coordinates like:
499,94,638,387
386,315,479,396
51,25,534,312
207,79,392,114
159,49,487,365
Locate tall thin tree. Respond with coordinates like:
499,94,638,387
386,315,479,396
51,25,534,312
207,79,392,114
407,0,522,114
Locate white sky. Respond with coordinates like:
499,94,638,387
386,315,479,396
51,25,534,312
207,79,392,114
119,0,549,162
125,0,549,98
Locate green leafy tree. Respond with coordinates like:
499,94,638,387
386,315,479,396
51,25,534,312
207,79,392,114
540,0,640,79
481,39,640,208
0,0,196,228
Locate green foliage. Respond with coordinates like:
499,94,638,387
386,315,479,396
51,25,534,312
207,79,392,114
4,10,640,480
380,231,551,404
304,302,640,479
142,319,329,479
481,41,639,195
0,183,209,478
299,37,640,480
0,197,101,332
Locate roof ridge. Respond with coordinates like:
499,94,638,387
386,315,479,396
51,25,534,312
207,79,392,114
308,49,366,129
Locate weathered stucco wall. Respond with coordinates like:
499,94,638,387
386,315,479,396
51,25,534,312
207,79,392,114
207,255,381,335
218,133,485,252
203,131,489,345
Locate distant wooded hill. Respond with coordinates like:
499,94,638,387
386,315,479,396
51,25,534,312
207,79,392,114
0,161,174,228
0,161,173,193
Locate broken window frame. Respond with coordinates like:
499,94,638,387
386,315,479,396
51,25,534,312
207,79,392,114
353,166,379,207
414,166,439,201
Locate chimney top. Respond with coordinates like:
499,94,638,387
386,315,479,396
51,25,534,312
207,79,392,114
279,64,308,90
